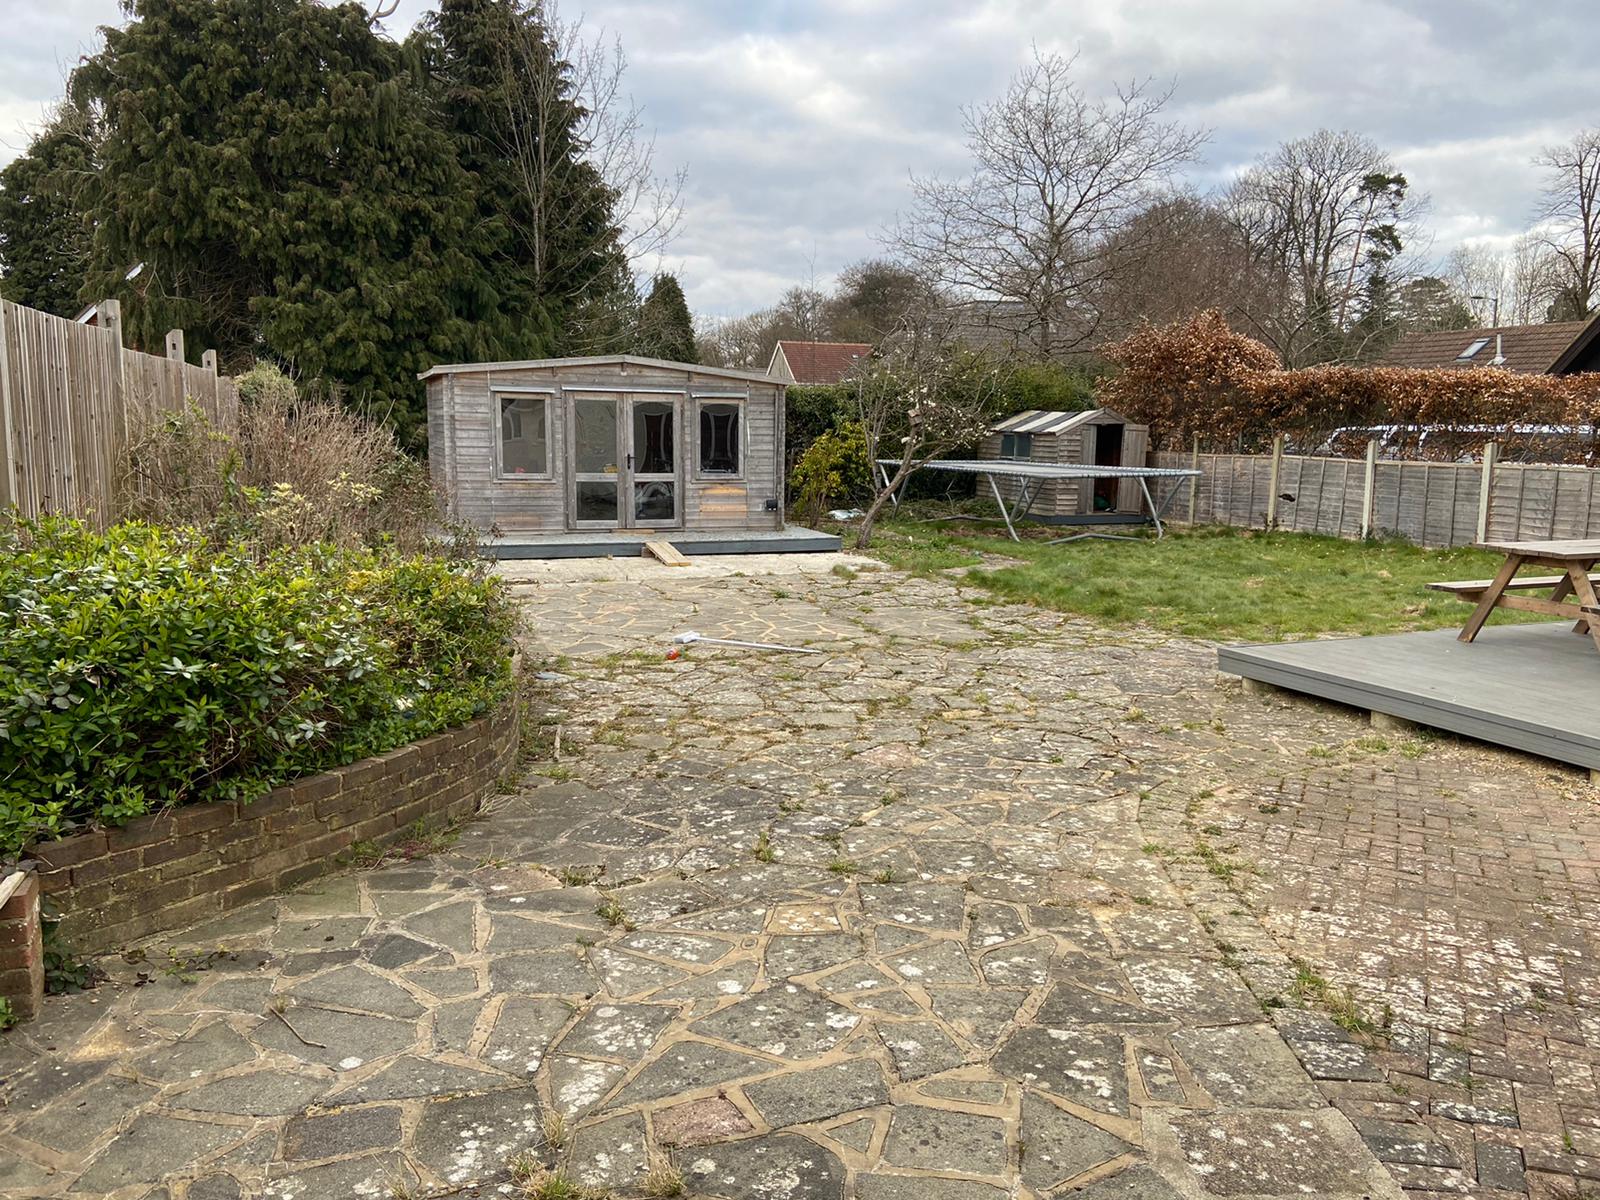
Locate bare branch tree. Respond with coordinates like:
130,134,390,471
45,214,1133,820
458,0,683,354
550,9,686,272
853,303,1007,548
1222,129,1426,365
889,49,1205,362
1535,128,1600,319
1444,236,1563,326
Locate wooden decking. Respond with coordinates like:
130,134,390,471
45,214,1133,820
1219,622,1600,771
482,526,842,560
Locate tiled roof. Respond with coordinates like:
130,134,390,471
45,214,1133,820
1380,319,1595,374
773,340,873,384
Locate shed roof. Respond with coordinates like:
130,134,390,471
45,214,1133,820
1380,318,1598,374
991,407,1127,435
769,340,873,384
417,354,782,386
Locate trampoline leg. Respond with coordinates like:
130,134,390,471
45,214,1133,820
986,474,1021,541
1140,478,1164,539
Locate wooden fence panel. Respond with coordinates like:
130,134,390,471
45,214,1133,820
1155,444,1600,549
0,298,237,526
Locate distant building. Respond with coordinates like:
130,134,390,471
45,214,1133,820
1380,314,1600,375
767,340,872,385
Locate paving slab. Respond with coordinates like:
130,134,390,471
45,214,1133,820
0,560,1431,1199
744,1057,890,1126
882,1105,1009,1175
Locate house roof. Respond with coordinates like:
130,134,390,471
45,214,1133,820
769,340,873,384
417,354,783,386
1380,317,1600,374
991,408,1128,436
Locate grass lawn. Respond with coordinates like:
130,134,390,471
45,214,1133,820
861,517,1547,643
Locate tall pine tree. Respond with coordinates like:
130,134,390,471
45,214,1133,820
0,103,97,317
414,0,627,353
635,273,696,362
72,0,510,436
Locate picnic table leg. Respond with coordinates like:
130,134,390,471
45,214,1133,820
1459,554,1522,643
1558,559,1595,634
1566,561,1600,650
985,473,1022,541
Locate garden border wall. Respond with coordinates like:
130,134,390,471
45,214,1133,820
21,684,520,957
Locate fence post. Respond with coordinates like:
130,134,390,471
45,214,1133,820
1188,435,1200,524
165,328,185,362
1476,440,1499,544
100,301,129,496
1360,439,1378,539
0,301,13,511
1265,434,1285,528
201,349,217,374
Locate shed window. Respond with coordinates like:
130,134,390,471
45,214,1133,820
699,402,741,474
500,395,548,475
1000,432,1033,460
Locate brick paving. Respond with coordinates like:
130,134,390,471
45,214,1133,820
0,552,1594,1199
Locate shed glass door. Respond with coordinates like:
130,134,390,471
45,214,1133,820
571,395,621,528
628,397,679,528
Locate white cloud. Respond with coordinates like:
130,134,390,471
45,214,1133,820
2,0,1593,315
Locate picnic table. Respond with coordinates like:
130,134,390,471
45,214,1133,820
1428,538,1600,651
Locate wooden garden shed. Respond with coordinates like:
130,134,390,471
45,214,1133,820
979,407,1151,518
422,355,790,543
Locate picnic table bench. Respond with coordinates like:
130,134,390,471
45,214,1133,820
1429,538,1600,651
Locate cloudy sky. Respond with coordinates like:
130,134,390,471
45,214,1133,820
3,0,1595,317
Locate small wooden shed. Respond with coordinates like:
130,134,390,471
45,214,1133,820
422,355,786,536
979,407,1151,517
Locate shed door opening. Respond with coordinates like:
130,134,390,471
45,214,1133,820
566,392,682,530
629,397,679,527
1094,423,1124,511
572,396,621,526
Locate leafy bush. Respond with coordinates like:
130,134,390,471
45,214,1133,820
0,516,517,854
119,361,462,555
785,383,857,464
790,421,873,523
993,360,1099,417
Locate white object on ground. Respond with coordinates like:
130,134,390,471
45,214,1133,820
671,630,822,654
828,509,865,520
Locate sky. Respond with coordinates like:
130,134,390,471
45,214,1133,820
3,0,1597,318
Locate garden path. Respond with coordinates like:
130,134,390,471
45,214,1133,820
2,553,1595,1200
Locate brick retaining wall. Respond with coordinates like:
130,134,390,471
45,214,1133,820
22,687,520,956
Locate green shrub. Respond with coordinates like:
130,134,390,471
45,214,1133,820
790,421,874,522
0,516,517,854
785,383,857,463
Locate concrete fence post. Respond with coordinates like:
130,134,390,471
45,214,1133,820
1265,434,1285,529
1476,440,1499,544
1360,439,1379,539
164,328,185,362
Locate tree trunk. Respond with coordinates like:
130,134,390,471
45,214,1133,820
853,466,910,550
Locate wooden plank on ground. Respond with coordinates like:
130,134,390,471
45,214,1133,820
643,539,690,567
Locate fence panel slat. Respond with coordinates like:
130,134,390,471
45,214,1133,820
0,298,237,526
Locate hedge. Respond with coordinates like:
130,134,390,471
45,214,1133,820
1101,309,1600,452
0,516,517,853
